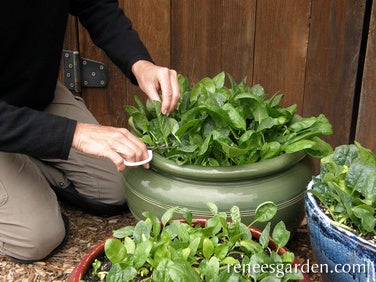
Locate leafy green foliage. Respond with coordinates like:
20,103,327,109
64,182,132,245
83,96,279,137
309,142,376,236
125,72,333,166
92,202,303,281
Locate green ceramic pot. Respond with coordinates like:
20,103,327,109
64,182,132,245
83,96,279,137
123,151,314,231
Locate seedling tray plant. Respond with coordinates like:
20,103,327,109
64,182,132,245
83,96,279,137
69,202,309,281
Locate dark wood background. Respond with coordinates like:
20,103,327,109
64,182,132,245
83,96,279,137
60,0,375,153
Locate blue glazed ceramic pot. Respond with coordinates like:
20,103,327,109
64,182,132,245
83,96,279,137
305,181,376,282
123,150,314,232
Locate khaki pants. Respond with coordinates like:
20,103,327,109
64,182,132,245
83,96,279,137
0,82,125,261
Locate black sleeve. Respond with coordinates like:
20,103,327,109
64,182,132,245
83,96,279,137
0,101,77,159
70,0,154,84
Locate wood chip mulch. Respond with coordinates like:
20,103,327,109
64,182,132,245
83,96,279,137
0,203,321,282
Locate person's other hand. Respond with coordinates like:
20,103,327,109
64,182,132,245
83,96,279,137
132,60,180,115
72,123,149,171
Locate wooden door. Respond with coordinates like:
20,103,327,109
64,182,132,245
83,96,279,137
303,0,368,149
356,0,376,152
60,0,373,152
61,1,170,128
170,0,367,150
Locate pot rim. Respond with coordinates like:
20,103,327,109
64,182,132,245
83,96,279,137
306,180,376,250
67,239,106,282
151,150,306,181
67,220,310,282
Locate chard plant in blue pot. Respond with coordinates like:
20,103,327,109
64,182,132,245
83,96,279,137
124,72,333,231
305,142,376,281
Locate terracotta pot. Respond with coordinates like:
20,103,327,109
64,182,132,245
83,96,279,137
305,181,376,282
67,220,310,281
124,151,314,231
68,239,105,282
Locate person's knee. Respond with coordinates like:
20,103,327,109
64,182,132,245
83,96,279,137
27,223,66,260
4,215,66,262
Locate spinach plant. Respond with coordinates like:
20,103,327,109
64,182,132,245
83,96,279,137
125,72,333,166
90,202,304,281
309,142,376,236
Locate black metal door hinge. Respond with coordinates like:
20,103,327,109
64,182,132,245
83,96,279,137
63,50,108,92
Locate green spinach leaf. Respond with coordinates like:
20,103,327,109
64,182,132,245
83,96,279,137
125,72,333,166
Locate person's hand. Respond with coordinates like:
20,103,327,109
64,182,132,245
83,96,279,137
72,123,150,172
132,60,180,115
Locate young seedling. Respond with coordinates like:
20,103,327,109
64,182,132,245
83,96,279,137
89,202,304,281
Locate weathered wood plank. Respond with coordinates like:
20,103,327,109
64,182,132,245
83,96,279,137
252,0,311,112
122,0,171,106
171,0,256,84
77,0,170,127
303,0,367,148
220,0,256,82
356,0,376,152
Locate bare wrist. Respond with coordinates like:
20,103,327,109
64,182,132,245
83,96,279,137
132,60,153,77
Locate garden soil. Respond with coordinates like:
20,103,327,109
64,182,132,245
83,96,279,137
0,202,321,281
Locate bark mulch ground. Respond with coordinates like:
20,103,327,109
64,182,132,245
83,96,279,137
0,203,321,281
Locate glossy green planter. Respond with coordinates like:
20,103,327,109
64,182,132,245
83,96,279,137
123,151,314,231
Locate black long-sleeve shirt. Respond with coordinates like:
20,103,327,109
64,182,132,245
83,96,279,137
0,0,152,159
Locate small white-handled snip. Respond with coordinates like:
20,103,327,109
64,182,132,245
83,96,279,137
123,150,153,167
